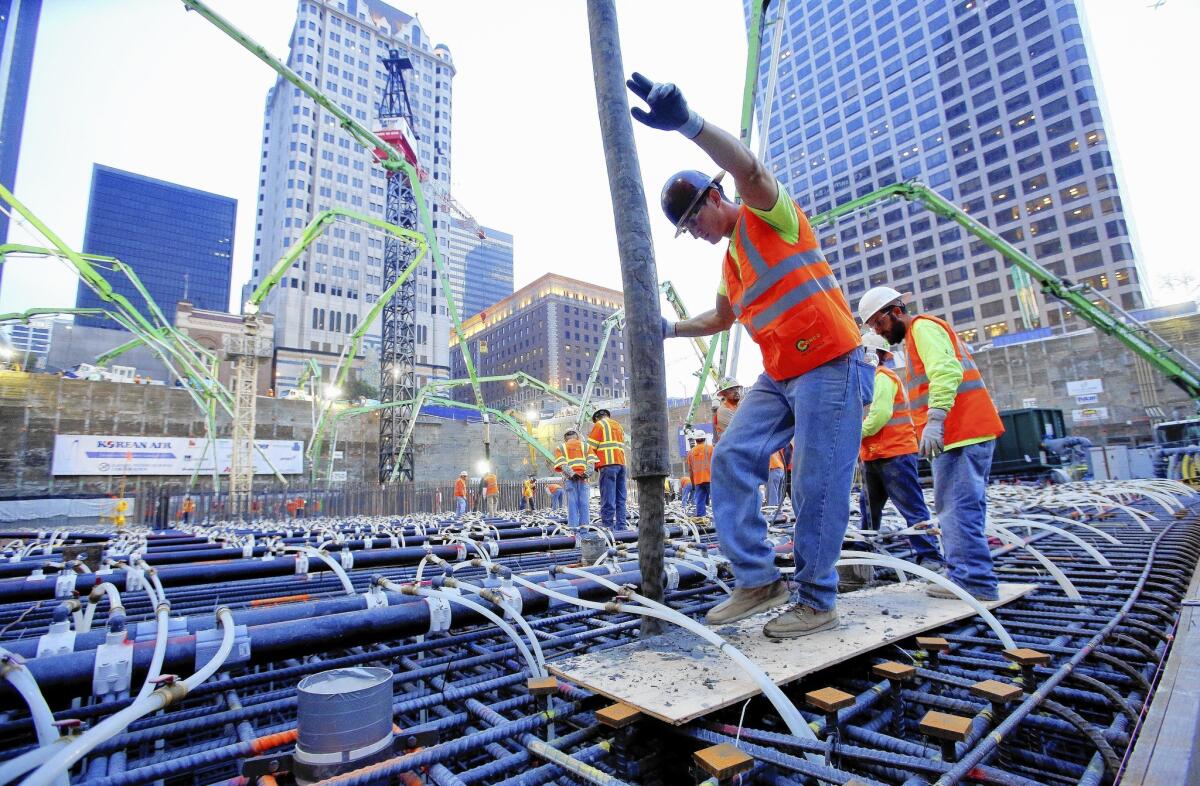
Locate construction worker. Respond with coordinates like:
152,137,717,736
635,72,867,637
546,481,564,510
454,471,469,515
483,470,499,515
179,495,195,523
686,433,714,517
521,474,537,511
859,286,1005,601
766,450,786,508
588,408,628,530
712,378,742,443
554,428,597,526
679,475,692,509
857,331,944,568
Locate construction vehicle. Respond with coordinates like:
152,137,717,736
1151,417,1200,485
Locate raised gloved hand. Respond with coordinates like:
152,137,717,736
661,317,676,340
626,72,704,138
919,408,947,458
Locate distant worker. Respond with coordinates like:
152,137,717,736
179,495,195,524
686,433,714,517
636,72,866,637
294,496,306,519
856,331,944,568
588,408,628,530
860,286,1005,601
546,480,564,510
521,474,537,511
712,378,742,443
766,450,786,509
679,475,692,509
483,470,499,515
454,471,469,515
554,428,597,526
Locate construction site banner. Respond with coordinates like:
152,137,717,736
50,435,305,476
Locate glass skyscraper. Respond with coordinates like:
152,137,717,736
448,217,513,319
0,0,43,291
752,0,1146,344
75,165,235,328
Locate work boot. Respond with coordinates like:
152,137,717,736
705,579,790,625
926,582,999,602
762,603,839,638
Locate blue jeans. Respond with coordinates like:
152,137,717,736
693,482,711,517
712,349,869,612
767,468,785,507
551,489,564,510
682,486,693,508
565,476,589,526
858,453,943,563
598,464,628,529
455,497,467,515
933,439,999,598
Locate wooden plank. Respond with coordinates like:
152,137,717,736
548,581,1034,725
1123,544,1200,786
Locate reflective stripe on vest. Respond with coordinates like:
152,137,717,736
555,439,591,474
588,417,626,467
860,365,918,462
722,204,861,381
688,444,713,484
902,314,1005,445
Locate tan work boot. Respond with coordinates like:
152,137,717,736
762,603,839,638
705,579,790,625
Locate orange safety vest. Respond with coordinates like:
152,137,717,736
687,443,714,485
554,438,595,476
547,483,562,494
454,477,467,498
588,417,626,468
860,365,919,462
679,476,691,489
181,498,195,513
769,450,785,470
722,201,860,381
903,314,1005,445
484,473,498,495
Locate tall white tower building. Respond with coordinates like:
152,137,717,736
248,0,455,392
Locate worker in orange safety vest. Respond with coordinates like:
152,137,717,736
454,471,469,515
554,428,597,526
860,286,1005,602
635,72,868,638
686,433,714,517
588,409,628,530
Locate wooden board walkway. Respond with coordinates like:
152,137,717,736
549,581,1035,725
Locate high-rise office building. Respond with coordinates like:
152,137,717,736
449,273,626,412
0,0,43,290
247,0,455,392
448,217,513,319
752,0,1146,344
75,165,234,328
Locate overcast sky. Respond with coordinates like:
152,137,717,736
2,0,1196,396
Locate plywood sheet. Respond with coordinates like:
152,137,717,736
549,581,1035,725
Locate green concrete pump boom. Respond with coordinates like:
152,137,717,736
809,181,1200,401
180,0,488,419
575,308,625,434
661,281,720,428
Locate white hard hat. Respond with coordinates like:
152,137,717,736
857,286,911,324
861,332,891,353
695,432,708,440
459,471,468,476
716,377,741,395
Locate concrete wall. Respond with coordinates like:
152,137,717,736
0,373,537,497
973,311,1200,444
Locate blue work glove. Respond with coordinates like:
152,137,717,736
626,72,704,138
661,317,677,340
919,408,947,458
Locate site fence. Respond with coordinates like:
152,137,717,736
132,477,644,525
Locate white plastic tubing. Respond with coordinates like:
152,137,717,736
25,607,236,786
515,567,824,764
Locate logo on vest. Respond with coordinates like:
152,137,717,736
794,334,822,352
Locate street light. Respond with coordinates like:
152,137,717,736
324,385,342,400
476,459,490,475
525,408,538,423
